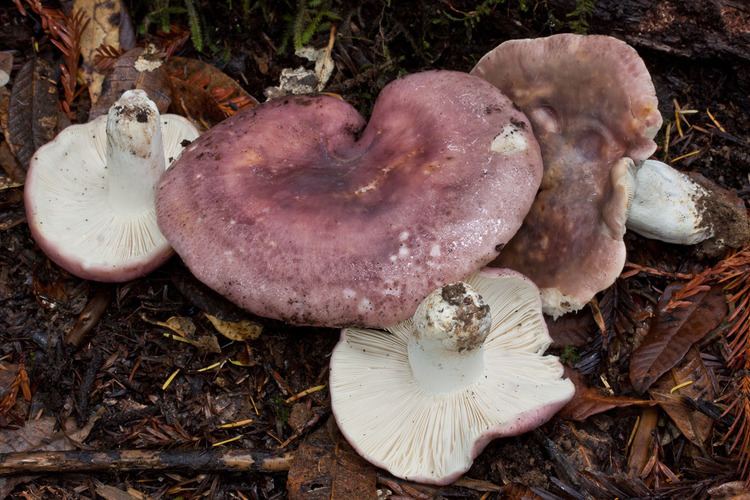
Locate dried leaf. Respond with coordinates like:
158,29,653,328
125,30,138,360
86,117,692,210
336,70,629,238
708,481,750,499
91,45,171,119
95,483,141,500
205,313,262,341
502,483,543,499
288,402,313,434
142,314,220,353
7,57,60,168
559,368,654,421
74,0,125,104
0,140,25,184
0,413,100,497
142,314,196,337
599,280,640,340
629,284,727,393
546,309,597,348
649,347,716,448
190,335,221,354
627,407,658,476
229,344,258,367
165,57,257,126
287,418,376,500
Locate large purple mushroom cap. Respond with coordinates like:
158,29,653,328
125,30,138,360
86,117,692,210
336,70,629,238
156,70,543,327
472,34,663,317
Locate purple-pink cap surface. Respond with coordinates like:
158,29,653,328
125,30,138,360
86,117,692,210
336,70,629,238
471,34,663,316
156,70,543,327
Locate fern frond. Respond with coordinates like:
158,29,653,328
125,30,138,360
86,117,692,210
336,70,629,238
567,0,596,34
184,0,203,52
665,246,750,481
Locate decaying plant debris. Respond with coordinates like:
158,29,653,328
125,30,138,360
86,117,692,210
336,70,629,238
1,0,750,498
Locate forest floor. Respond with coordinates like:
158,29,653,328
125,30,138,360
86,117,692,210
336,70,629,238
1,0,749,498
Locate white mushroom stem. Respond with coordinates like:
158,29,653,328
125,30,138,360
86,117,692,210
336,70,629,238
627,159,711,245
408,283,491,393
106,90,165,212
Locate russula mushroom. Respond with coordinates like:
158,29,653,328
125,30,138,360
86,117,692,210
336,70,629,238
157,70,543,327
627,159,750,255
471,34,663,317
24,89,199,282
329,268,575,484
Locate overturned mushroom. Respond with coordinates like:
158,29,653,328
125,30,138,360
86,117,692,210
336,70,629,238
627,159,750,255
25,90,200,282
157,70,543,327
330,268,575,484
472,34,662,317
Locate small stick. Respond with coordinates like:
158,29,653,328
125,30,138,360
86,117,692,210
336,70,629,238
0,449,293,476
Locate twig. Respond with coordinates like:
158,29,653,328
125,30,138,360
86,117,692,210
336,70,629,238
0,449,293,475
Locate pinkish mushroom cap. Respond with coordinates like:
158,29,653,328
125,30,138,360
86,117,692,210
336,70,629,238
156,70,543,327
330,268,575,484
471,34,663,317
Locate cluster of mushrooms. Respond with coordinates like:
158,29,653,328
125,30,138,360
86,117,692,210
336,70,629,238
23,34,750,484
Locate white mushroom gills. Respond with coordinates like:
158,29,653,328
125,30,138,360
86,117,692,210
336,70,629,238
24,89,200,282
329,269,576,485
105,90,165,212
409,283,491,393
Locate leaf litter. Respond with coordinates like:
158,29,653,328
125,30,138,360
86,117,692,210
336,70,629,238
1,0,750,497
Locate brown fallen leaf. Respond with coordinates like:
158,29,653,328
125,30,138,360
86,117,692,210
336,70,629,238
0,362,31,416
95,482,143,500
629,284,727,393
90,45,172,119
0,413,100,497
502,482,543,499
74,0,126,105
649,347,716,448
287,418,376,500
708,481,750,499
0,140,25,184
142,314,196,337
626,407,658,476
205,313,262,342
165,57,258,126
559,368,654,421
7,57,60,168
142,314,221,354
546,309,597,348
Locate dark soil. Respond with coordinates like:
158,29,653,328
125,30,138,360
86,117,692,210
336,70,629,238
1,0,749,498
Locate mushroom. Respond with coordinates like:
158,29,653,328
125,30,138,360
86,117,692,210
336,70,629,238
157,70,543,327
24,89,200,282
471,34,663,317
329,268,575,484
627,159,750,255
